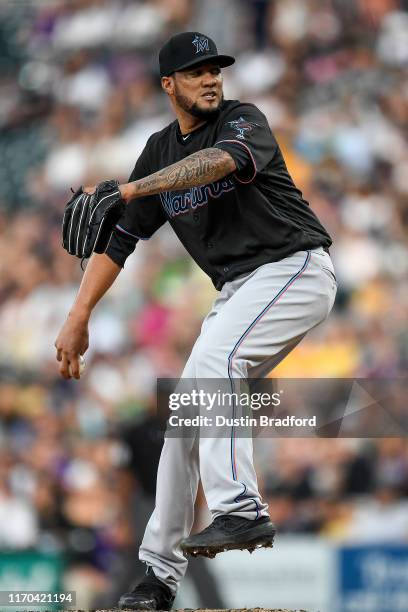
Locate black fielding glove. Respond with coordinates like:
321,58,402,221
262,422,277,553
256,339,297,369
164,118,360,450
62,180,125,259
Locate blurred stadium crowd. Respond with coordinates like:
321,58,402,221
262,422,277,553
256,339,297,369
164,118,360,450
1,0,408,606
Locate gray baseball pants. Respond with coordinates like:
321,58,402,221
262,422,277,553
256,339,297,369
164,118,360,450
139,247,337,593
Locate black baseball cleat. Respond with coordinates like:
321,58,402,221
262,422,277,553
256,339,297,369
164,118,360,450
118,566,175,610
180,514,276,559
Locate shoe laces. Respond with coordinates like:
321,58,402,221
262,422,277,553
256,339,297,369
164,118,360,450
211,515,244,531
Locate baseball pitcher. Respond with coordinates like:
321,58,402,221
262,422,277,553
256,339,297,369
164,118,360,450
55,32,337,610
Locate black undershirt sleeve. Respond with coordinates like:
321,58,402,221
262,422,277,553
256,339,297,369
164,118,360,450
104,139,167,268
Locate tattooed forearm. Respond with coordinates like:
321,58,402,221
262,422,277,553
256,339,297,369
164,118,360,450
120,148,236,202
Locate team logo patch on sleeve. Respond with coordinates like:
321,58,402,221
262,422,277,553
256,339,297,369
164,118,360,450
226,117,259,140
192,34,210,54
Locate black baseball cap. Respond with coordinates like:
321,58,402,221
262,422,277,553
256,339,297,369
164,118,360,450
159,32,235,77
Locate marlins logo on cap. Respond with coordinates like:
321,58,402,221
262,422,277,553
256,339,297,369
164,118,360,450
159,32,235,77
192,34,210,54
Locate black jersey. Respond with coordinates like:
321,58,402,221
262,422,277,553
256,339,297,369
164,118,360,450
106,100,332,290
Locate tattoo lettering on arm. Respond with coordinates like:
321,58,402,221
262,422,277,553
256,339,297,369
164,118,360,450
122,148,236,202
